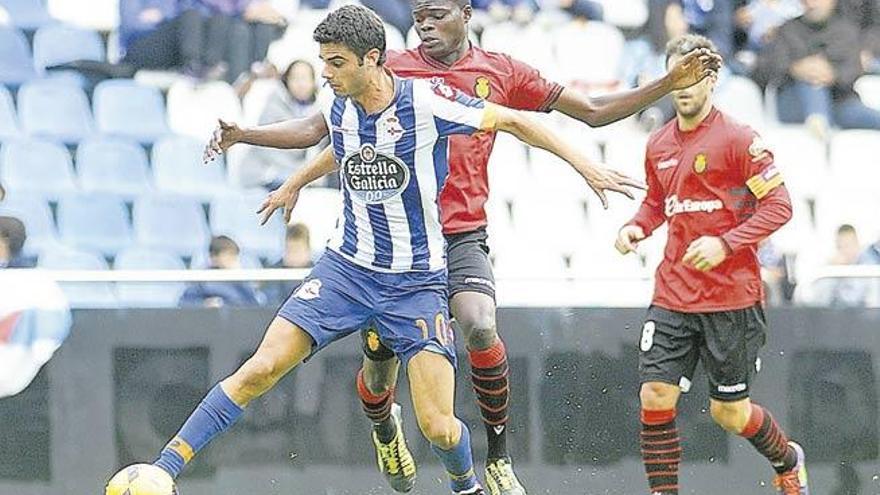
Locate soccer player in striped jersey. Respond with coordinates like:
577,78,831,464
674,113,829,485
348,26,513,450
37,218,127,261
152,6,642,495
615,35,808,495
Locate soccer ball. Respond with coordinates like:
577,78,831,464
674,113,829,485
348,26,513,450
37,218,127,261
106,464,178,495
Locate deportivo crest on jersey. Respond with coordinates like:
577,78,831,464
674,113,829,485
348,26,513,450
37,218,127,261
474,76,491,99
295,279,322,300
377,115,405,142
693,153,708,174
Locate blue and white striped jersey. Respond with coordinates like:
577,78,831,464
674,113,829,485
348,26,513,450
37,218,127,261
320,75,495,273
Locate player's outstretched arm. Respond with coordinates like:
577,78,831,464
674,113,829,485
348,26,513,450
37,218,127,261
488,103,645,209
551,48,721,127
256,146,339,225
203,112,329,163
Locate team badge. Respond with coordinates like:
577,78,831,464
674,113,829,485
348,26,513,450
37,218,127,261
377,116,405,142
748,136,770,159
474,76,491,99
294,279,322,300
693,153,708,174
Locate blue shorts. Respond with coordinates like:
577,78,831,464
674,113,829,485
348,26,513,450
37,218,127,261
277,250,456,368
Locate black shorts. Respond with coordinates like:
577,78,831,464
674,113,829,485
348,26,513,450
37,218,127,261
445,227,495,300
639,304,767,402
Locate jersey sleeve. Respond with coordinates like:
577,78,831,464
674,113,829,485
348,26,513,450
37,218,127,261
425,79,497,138
734,129,784,200
626,147,666,236
505,56,564,112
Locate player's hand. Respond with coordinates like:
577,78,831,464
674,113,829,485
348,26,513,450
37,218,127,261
203,119,244,164
580,166,647,209
257,181,301,225
682,236,729,271
668,48,723,90
615,225,646,255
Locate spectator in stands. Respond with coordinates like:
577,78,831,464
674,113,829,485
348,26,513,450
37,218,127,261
233,60,330,189
758,238,792,305
821,224,868,306
858,232,880,264
263,223,314,304
0,216,34,269
179,235,264,307
734,0,802,52
0,181,5,202
837,0,880,73
754,0,880,136
188,0,287,82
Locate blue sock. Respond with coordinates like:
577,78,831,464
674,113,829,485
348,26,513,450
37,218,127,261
430,420,478,493
154,383,244,478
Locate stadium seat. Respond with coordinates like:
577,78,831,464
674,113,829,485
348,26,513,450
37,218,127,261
603,130,650,179
714,75,766,130
0,85,19,139
0,138,77,200
486,132,529,203
93,79,169,144
592,0,649,29
481,22,558,79
77,137,152,199
294,187,342,258
814,189,880,254
210,191,286,262
828,130,880,194
763,126,827,200
132,194,211,257
0,0,52,30
47,0,119,31
854,75,880,111
266,20,321,73
166,80,241,139
553,21,624,87
0,195,57,255
385,23,405,50
114,248,186,308
241,79,282,126
190,250,262,269
0,26,37,85
57,193,132,257
511,195,588,258
32,24,105,73
151,136,230,200
18,79,94,144
37,246,117,308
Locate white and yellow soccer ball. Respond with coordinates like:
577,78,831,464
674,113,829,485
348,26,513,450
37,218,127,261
106,464,178,495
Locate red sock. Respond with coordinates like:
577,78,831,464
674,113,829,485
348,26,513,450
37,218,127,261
740,403,797,474
469,339,510,460
641,409,681,495
356,369,394,424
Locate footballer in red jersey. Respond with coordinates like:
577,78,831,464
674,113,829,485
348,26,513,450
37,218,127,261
615,34,808,495
351,2,721,494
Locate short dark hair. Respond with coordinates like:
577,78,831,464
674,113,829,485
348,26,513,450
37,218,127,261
313,5,387,65
286,223,311,243
209,235,240,257
665,33,718,64
838,224,857,235
0,216,26,258
411,0,471,8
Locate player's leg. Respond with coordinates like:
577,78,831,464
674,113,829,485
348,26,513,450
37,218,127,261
446,228,523,495
699,306,808,494
356,328,415,493
407,350,482,494
638,307,698,495
154,316,314,478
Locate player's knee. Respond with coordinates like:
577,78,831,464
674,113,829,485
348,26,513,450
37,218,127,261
236,355,281,394
710,399,751,433
640,382,678,410
416,412,459,449
460,309,497,350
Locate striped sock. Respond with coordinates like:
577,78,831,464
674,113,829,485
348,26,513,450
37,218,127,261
154,383,244,479
740,404,797,474
641,409,681,495
356,369,396,443
430,420,479,493
469,340,510,461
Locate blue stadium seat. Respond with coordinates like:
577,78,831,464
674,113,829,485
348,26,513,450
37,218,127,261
0,85,20,139
93,80,169,144
18,80,94,144
152,136,229,200
0,26,37,86
57,193,132,257
0,138,77,200
133,194,210,256
32,24,105,72
0,0,53,30
77,137,152,198
37,246,118,308
210,191,285,262
114,248,186,308
0,195,57,255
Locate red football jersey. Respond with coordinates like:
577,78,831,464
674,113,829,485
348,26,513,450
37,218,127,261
628,108,792,313
386,45,563,234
